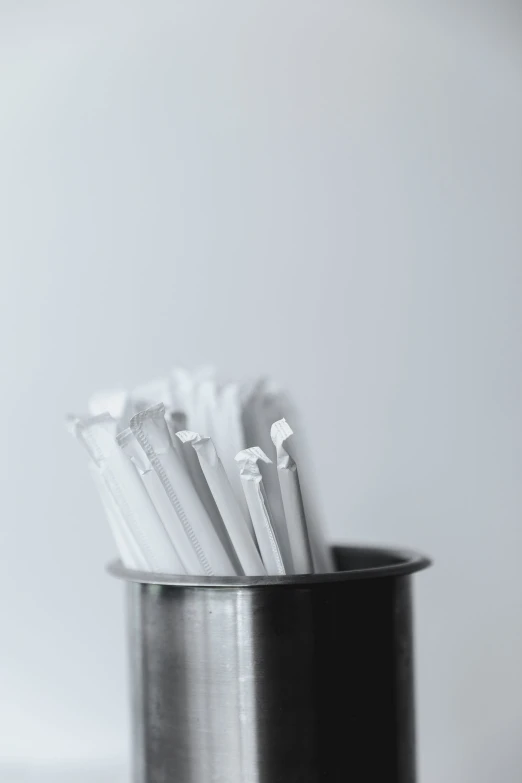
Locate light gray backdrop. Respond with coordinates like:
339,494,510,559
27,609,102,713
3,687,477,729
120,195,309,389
1,1,521,781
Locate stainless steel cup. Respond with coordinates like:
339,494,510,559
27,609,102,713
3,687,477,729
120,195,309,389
109,544,430,783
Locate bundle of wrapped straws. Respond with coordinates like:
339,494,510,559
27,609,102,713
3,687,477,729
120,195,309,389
69,368,331,576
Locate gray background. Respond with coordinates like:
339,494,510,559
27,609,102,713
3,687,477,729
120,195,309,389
1,1,521,781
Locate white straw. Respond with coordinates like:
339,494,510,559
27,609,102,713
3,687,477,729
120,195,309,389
280,424,333,574
117,428,201,575
130,404,236,576
210,383,248,515
175,430,240,569
271,419,313,574
241,381,292,564
235,447,286,576
71,414,184,574
190,435,266,576
88,461,148,571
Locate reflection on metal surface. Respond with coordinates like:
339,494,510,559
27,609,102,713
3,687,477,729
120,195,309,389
117,545,430,783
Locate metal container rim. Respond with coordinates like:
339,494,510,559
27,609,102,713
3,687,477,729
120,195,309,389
107,543,431,588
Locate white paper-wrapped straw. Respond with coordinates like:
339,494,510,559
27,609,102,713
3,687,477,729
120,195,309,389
175,430,239,570
209,383,247,515
70,414,184,574
117,428,203,575
270,419,313,574
170,366,215,429
166,410,187,446
191,379,220,442
235,447,286,576
188,435,265,576
130,404,236,577
88,462,148,571
280,423,333,573
241,380,292,564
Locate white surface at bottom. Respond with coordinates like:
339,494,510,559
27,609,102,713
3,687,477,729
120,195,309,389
0,763,128,782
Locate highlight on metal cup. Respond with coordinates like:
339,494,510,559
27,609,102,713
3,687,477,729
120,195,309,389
109,544,431,783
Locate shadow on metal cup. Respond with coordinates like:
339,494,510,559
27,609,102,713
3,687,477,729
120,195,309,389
108,544,431,783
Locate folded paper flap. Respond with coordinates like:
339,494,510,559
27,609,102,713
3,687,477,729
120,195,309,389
175,429,201,445
130,403,172,454
235,446,272,478
191,436,220,467
270,418,296,469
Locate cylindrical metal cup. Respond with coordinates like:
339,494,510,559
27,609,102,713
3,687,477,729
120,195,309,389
109,544,430,783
